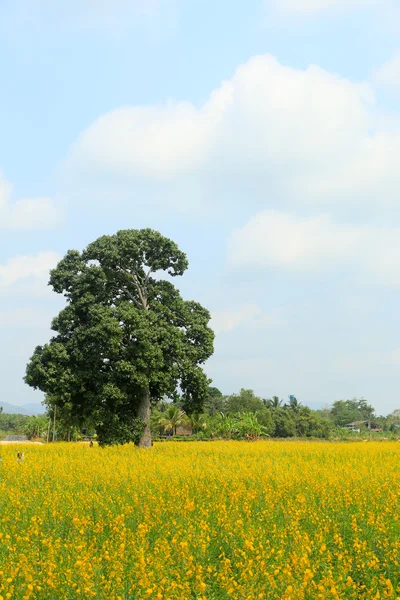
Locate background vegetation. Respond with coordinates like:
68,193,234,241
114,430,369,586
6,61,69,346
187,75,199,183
2,390,399,443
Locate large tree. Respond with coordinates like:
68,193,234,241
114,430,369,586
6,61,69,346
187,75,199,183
330,398,375,428
25,229,214,447
225,389,265,414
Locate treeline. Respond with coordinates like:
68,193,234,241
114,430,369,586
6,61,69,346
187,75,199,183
0,412,30,436
151,389,398,441
0,412,50,440
150,389,328,440
2,390,399,442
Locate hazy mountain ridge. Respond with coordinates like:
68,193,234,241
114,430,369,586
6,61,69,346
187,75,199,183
0,401,45,416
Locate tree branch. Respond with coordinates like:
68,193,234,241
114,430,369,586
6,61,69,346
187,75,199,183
144,267,153,285
131,273,149,310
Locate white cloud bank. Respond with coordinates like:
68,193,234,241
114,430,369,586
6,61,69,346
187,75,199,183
0,172,61,230
0,252,60,288
228,211,400,286
65,54,400,212
374,52,400,94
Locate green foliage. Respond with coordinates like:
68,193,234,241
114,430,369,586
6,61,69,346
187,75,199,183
271,409,296,438
150,408,165,437
265,396,284,409
96,417,146,447
198,389,332,440
285,396,302,412
236,412,270,440
0,412,29,434
187,412,208,434
204,411,270,441
25,229,214,447
207,387,223,398
214,413,238,439
203,393,226,416
387,409,400,431
45,395,83,441
255,409,274,436
225,389,265,414
293,406,331,438
330,398,375,427
23,415,49,440
154,406,187,435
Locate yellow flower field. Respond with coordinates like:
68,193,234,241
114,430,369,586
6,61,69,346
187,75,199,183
0,441,399,600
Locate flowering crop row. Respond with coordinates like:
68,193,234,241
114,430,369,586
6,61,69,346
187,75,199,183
0,441,399,599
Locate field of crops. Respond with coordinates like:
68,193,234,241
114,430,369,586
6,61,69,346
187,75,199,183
0,441,400,600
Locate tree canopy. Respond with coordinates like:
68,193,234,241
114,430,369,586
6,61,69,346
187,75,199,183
225,389,265,414
330,398,375,427
25,229,214,447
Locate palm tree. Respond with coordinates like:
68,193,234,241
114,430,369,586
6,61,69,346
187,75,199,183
188,413,208,435
150,409,165,437
286,397,302,413
158,406,187,436
23,415,49,440
266,396,283,409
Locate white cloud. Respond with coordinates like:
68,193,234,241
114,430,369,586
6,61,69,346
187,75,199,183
228,210,400,286
211,304,261,334
68,87,233,181
65,54,400,213
374,52,400,94
0,252,61,288
0,172,62,230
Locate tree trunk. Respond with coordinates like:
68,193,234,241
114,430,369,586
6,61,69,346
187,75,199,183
138,388,152,448
52,405,57,442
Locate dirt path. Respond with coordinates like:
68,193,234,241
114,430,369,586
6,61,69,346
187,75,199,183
0,440,44,445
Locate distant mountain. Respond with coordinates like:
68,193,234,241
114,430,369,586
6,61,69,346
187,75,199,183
0,401,45,416
23,402,46,415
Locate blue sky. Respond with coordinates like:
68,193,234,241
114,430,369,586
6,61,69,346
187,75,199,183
1,0,400,414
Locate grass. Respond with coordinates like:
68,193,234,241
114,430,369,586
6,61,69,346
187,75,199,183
0,441,400,599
